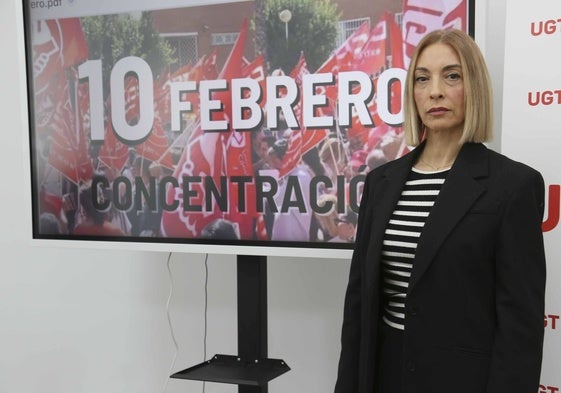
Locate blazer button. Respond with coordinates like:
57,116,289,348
406,360,416,372
409,306,418,316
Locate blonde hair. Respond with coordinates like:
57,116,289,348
403,29,493,146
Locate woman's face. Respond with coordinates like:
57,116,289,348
413,43,465,136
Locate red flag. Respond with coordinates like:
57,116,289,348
218,20,247,80
302,129,329,155
213,19,248,128
161,21,250,239
356,19,387,75
347,80,381,145
222,130,258,239
289,51,309,83
217,51,268,239
288,52,309,133
255,213,269,240
402,0,467,67
330,21,371,73
242,54,267,108
47,74,92,183
386,12,405,69
168,50,220,121
201,49,219,80
278,53,329,177
153,66,172,124
276,54,307,177
34,73,62,135
160,123,225,237
387,12,405,116
76,76,91,135
171,63,192,81
74,71,94,182
344,13,404,143
177,49,218,83
443,1,467,30
317,21,370,102
135,117,175,169
169,62,194,117
31,18,88,94
220,20,260,238
97,102,129,172
293,54,329,158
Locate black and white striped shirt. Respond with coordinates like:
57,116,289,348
381,167,449,330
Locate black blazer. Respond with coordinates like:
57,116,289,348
334,142,546,393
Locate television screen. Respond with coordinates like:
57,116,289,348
23,0,474,257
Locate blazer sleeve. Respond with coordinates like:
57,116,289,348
487,168,546,393
334,173,372,393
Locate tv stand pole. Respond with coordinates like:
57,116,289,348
237,254,268,393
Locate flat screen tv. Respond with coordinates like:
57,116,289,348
22,0,475,258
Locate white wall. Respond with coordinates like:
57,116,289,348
0,1,507,392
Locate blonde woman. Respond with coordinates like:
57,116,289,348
334,29,546,393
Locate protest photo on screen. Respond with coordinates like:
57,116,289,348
24,0,472,251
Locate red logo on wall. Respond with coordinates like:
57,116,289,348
545,314,560,330
543,185,560,232
531,19,561,36
539,385,560,393
528,90,561,106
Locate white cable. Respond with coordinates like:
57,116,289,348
202,253,209,393
161,252,209,393
162,252,179,393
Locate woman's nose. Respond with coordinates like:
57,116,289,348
429,79,444,99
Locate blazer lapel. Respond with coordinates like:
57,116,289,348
408,143,490,292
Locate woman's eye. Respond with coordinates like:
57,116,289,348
447,72,461,80
415,75,428,83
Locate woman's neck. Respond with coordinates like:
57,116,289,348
415,133,462,171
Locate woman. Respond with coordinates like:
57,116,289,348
334,29,546,393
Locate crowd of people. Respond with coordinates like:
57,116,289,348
38,117,406,243
39,146,175,239
250,121,406,243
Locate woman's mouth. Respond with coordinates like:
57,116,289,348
427,107,449,115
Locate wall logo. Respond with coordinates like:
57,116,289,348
528,90,561,106
543,185,560,232
545,314,559,330
530,19,561,36
539,385,560,393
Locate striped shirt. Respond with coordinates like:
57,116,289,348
381,167,449,331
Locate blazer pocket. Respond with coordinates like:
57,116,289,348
468,205,499,215
468,209,497,215
461,208,499,232
468,198,501,215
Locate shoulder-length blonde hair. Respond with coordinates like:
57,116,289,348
403,29,493,146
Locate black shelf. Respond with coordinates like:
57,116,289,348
171,354,290,386
171,255,289,392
